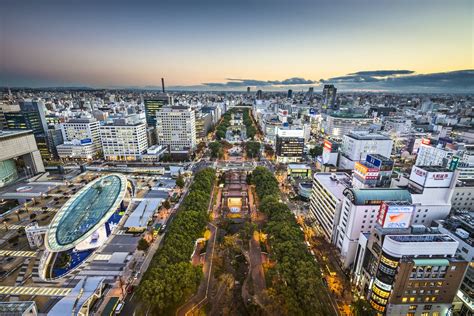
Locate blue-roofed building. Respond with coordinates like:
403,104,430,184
40,174,131,280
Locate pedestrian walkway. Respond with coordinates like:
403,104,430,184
0,250,37,257
0,286,71,296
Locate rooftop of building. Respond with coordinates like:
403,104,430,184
314,172,351,201
415,165,452,172
437,211,474,245
344,188,412,205
46,174,128,252
387,234,457,243
366,153,392,162
0,301,36,314
329,111,370,119
65,117,98,123
345,131,391,141
0,129,33,139
456,179,474,187
288,164,311,170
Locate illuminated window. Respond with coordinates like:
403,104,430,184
402,297,408,303
409,297,415,302
409,305,417,310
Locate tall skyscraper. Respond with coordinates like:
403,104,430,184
4,100,52,159
307,87,314,99
322,84,337,109
247,87,251,93
256,90,263,100
287,89,293,99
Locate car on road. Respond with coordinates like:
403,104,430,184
159,224,167,234
114,302,124,315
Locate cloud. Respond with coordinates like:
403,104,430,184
203,77,317,88
348,70,415,77
325,69,415,83
322,69,474,92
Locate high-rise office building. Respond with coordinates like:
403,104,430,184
322,84,337,109
275,127,304,163
57,118,101,160
256,90,263,100
355,225,467,316
144,95,172,127
156,106,197,154
247,87,250,94
307,87,314,99
100,118,148,161
4,100,52,159
287,89,293,99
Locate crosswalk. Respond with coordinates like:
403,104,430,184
94,254,112,261
0,250,38,257
0,224,25,230
0,286,71,296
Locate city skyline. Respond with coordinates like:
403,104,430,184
1,0,473,92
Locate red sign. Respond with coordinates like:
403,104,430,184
421,138,431,145
324,140,332,151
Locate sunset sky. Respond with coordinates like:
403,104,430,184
0,0,473,91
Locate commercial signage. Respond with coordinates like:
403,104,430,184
425,171,453,188
409,166,428,186
377,203,414,229
324,140,333,151
80,138,92,144
366,154,382,168
411,166,454,188
354,162,380,180
421,138,431,145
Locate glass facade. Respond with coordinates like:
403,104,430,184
46,174,128,252
0,159,18,188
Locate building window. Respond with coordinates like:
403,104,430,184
409,305,417,310
402,297,407,303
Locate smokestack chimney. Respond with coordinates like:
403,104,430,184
161,78,165,93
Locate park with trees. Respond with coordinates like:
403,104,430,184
138,168,216,314
249,167,332,315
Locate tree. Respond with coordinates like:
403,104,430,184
209,142,223,159
264,144,275,157
246,141,261,159
162,200,171,209
309,145,323,158
137,238,150,251
138,168,216,312
196,142,206,154
250,166,332,315
351,299,377,316
176,174,185,189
